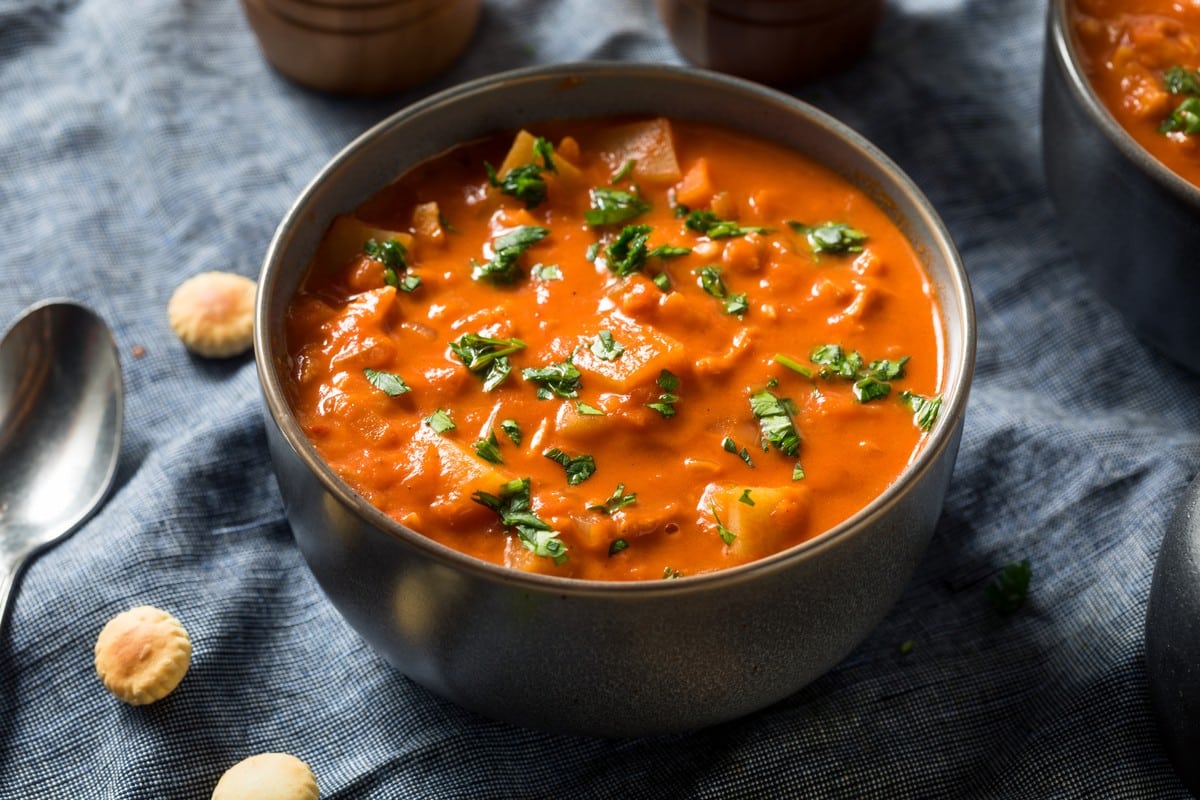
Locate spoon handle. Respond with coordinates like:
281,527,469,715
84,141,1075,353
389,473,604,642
0,552,21,633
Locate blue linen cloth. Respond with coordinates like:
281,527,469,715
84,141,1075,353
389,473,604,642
3,0,1199,796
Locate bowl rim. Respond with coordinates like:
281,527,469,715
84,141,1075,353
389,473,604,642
1047,0,1200,208
255,60,976,597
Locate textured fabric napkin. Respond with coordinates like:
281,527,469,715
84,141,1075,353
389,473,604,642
3,0,1200,796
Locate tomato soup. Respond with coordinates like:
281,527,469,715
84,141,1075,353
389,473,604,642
283,117,943,581
1072,0,1200,186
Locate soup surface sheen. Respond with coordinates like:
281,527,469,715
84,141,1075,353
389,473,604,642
284,117,943,581
1072,0,1200,186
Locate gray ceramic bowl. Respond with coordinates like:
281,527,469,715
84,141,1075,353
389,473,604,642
254,62,975,737
1043,0,1200,373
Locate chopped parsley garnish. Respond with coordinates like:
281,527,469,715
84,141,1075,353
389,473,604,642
694,265,748,317
750,390,801,458
646,369,680,418
590,330,625,361
1161,66,1200,134
472,225,549,285
604,224,653,276
652,272,672,292
531,263,562,280
522,357,582,399
685,209,771,239
1165,65,1200,96
773,353,813,379
363,368,410,397
364,238,421,292
499,418,522,444
472,477,566,564
788,221,868,254
543,448,597,485
585,241,600,262
473,428,504,464
792,462,806,481
486,163,548,208
449,332,527,392
425,409,455,433
811,344,908,403
710,504,737,545
590,483,638,515
900,390,943,431
575,400,605,416
484,136,556,208
609,538,629,555
647,244,691,259
738,489,755,506
722,437,755,468
986,559,1032,616
586,187,651,227
663,567,682,579
611,159,636,184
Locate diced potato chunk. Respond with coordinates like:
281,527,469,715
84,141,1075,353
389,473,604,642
701,483,811,561
571,312,688,392
413,425,515,522
497,129,584,186
586,118,682,184
313,215,412,275
411,201,445,243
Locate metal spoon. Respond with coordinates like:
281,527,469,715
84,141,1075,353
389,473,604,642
0,300,123,632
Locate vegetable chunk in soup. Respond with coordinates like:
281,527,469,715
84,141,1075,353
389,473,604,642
284,117,944,581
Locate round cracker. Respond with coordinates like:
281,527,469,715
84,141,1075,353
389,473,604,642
168,271,257,357
94,605,191,705
211,753,319,800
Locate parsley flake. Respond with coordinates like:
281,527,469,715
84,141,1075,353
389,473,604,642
449,332,527,392
472,226,549,285
590,483,638,515
900,390,943,431
363,368,410,397
499,418,522,444
750,390,800,457
484,136,556,208
522,357,582,399
710,503,737,545
609,538,629,555
722,436,755,468
473,428,504,464
575,400,605,416
646,369,680,418
788,221,868,254
472,477,567,564
590,330,625,361
364,238,420,292
685,209,771,239
586,187,651,227
425,409,455,433
543,448,597,485
986,559,1032,616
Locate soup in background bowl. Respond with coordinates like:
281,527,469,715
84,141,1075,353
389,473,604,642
1044,0,1200,372
256,62,975,736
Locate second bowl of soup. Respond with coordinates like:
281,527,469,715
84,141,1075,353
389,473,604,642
1044,0,1200,372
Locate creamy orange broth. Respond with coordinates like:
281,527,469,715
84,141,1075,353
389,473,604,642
284,117,943,581
1072,0,1200,186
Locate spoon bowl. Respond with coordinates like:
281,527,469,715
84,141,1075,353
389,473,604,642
0,300,123,632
